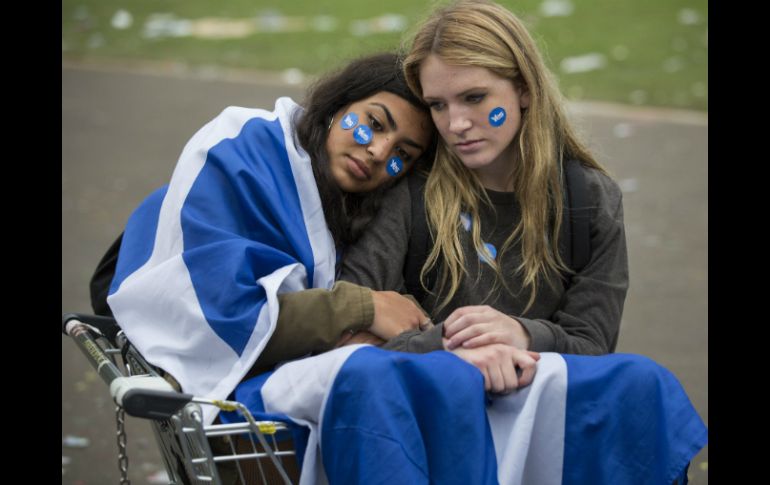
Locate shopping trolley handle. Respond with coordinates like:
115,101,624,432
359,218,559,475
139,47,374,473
62,312,122,343
111,375,194,420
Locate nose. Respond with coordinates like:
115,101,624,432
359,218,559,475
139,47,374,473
447,106,471,135
366,135,394,163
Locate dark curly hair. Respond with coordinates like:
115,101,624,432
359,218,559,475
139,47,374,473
295,52,436,246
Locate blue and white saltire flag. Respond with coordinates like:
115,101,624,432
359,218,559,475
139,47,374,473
107,97,336,425
226,346,708,485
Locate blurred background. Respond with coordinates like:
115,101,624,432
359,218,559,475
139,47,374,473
62,1,707,483
62,0,707,111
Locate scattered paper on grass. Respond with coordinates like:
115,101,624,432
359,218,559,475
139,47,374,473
678,8,701,26
192,18,257,38
350,14,407,36
540,0,574,17
560,53,606,74
143,12,341,39
111,9,133,30
144,14,191,38
282,68,305,85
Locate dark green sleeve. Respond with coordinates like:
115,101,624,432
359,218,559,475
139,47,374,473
247,281,374,376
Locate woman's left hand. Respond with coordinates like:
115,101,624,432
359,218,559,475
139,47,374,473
444,305,530,350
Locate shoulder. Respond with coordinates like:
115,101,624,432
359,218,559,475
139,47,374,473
578,164,623,214
385,175,414,211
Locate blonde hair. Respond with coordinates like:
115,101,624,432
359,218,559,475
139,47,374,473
403,0,605,313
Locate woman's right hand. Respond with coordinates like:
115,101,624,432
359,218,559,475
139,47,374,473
447,341,540,393
369,290,428,340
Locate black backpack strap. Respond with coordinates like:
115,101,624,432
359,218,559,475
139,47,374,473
562,159,591,272
404,172,436,303
89,232,123,317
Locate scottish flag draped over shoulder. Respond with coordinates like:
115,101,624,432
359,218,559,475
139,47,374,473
107,97,336,425
226,347,707,485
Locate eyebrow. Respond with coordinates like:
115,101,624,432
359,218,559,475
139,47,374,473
371,102,397,130
423,86,488,102
370,102,426,152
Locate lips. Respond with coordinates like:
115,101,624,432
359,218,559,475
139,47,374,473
347,155,371,180
454,139,484,154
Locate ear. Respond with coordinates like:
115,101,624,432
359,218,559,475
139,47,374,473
519,88,531,110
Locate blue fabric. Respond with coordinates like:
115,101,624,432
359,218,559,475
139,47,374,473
321,347,499,485
109,185,168,295
561,354,707,485
236,348,706,484
178,116,314,354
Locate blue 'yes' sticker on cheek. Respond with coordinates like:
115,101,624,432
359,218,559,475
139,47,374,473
386,157,403,177
489,107,506,127
353,125,373,144
340,112,358,130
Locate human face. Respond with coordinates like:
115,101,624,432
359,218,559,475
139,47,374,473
326,91,432,193
419,55,530,191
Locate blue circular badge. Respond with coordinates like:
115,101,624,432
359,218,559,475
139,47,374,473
479,242,497,264
386,157,403,177
459,212,472,232
353,125,373,145
489,107,507,127
340,112,359,130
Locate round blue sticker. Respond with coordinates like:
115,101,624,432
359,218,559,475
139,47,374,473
353,125,373,145
479,242,497,264
459,212,472,232
386,157,403,177
489,107,507,127
340,112,359,130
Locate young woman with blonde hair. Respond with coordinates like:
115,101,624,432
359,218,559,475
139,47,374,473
342,0,627,358
324,3,704,484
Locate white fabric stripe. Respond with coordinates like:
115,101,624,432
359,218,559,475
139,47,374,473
261,345,368,485
276,97,336,290
486,352,567,485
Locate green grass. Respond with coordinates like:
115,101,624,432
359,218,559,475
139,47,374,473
62,0,707,111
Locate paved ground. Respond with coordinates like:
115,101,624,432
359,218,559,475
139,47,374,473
62,64,708,484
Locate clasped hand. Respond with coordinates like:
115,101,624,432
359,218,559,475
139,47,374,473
336,290,426,347
444,305,530,350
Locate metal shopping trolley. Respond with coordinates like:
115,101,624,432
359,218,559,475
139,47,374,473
62,313,301,485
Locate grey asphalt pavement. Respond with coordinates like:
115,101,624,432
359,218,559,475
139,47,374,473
62,64,707,484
